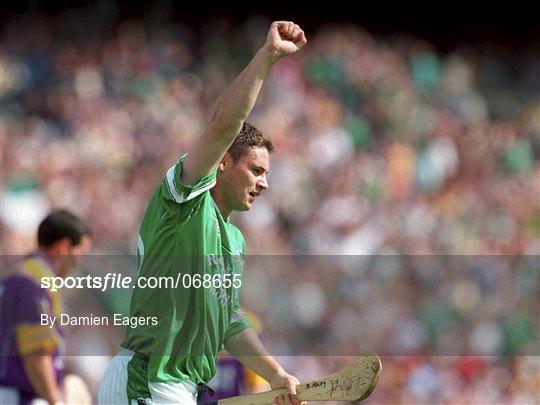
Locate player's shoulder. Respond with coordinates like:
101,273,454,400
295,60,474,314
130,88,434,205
159,153,218,206
1,273,42,295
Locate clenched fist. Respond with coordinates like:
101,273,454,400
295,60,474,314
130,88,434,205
264,21,307,59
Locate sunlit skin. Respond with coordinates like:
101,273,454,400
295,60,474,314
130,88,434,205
211,147,270,219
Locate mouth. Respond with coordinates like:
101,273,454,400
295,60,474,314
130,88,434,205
248,191,260,202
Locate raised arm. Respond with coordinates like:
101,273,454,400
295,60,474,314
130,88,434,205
181,21,306,185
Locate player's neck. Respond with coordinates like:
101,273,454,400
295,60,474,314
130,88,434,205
210,187,232,220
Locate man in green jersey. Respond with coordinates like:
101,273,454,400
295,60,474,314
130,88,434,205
99,21,307,405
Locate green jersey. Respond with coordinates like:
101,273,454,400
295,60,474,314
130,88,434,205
122,154,251,385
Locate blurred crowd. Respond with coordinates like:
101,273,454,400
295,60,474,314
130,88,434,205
243,255,539,404
1,13,539,404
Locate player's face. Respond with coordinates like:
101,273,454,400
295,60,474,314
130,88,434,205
223,147,270,212
57,235,92,277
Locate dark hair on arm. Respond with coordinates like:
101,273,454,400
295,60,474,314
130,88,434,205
37,209,89,247
227,122,274,162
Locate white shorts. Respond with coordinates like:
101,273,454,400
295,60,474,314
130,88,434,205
98,349,198,405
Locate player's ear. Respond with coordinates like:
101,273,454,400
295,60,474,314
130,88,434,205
218,160,226,173
218,153,232,172
48,237,73,256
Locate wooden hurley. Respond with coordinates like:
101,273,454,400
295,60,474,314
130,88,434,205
213,351,381,404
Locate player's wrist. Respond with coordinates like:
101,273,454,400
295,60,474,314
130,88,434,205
258,46,282,64
267,367,288,386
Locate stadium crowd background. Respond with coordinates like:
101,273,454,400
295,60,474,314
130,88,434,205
1,7,539,404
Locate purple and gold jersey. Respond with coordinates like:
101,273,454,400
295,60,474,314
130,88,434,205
206,356,246,399
203,356,270,401
0,253,64,404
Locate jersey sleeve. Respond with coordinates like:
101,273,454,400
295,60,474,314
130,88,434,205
160,153,217,204
224,302,252,342
14,280,61,355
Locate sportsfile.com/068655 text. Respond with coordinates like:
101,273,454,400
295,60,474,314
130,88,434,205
40,272,242,292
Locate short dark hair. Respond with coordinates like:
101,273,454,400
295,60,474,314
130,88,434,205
227,122,274,162
37,209,89,247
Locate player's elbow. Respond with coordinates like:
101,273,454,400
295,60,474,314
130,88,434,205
205,118,243,149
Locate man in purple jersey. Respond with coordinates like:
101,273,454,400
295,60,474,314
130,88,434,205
0,210,91,405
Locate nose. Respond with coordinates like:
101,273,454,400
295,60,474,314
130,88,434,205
257,174,268,191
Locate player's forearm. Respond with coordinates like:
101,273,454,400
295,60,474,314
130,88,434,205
224,328,285,382
22,354,63,404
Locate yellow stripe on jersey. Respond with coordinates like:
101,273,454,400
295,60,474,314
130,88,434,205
16,324,61,355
